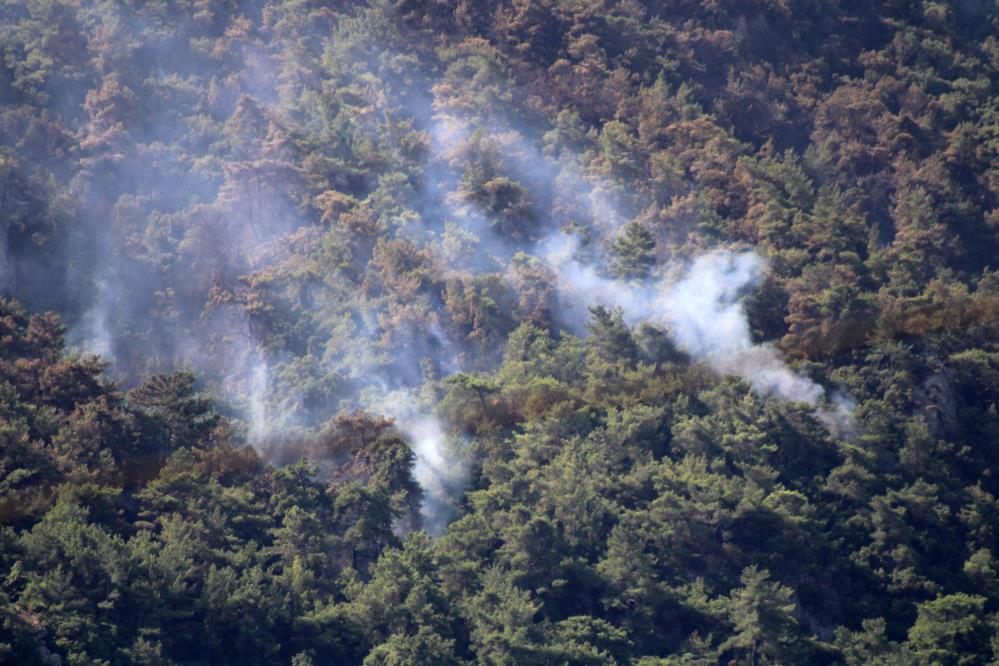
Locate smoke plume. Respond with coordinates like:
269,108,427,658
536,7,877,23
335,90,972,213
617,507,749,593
543,236,853,431
361,387,470,536
9,2,856,540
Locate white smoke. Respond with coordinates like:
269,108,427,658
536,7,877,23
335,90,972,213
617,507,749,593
56,10,859,548
664,251,826,404
248,359,271,442
405,414,465,536
68,271,116,359
362,388,469,536
542,236,854,431
427,115,857,434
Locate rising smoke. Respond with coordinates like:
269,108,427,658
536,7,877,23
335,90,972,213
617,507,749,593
362,386,470,536
542,235,855,433
19,3,856,538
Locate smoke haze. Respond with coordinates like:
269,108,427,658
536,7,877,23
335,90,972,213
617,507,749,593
0,2,857,536
542,236,852,428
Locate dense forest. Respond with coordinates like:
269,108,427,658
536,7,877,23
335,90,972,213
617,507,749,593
1,0,998,663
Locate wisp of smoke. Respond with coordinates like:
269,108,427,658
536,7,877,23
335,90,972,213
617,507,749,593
542,235,855,432
405,415,465,537
58,15,857,547
426,115,855,437
663,251,824,403
362,387,469,536
248,359,271,442
539,233,655,331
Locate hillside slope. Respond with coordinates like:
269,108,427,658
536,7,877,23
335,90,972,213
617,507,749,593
1,0,999,663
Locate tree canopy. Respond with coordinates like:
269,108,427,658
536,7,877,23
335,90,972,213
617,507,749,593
1,0,999,663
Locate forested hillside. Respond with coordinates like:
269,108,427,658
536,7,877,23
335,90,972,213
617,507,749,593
1,0,999,663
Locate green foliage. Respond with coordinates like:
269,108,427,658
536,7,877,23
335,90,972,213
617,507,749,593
720,566,801,665
907,594,995,665
1,0,999,663
609,221,657,280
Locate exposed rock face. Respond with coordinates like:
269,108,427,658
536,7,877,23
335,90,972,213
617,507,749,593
917,368,959,436
0,228,11,293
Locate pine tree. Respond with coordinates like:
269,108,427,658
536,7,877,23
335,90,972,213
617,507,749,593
721,566,799,665
609,221,656,280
